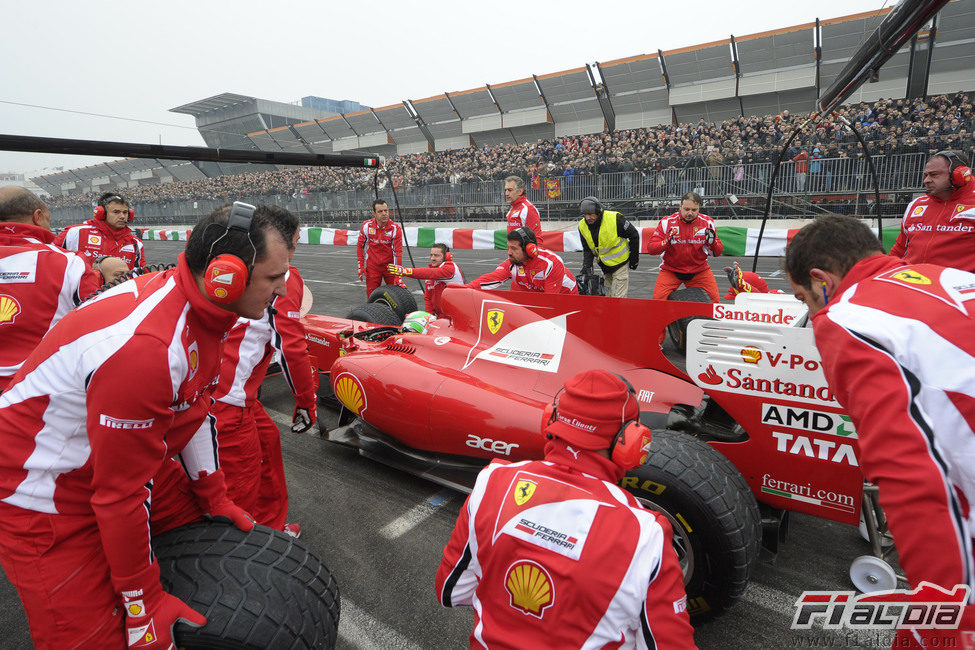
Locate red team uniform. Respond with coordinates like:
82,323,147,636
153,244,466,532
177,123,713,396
408,260,465,317
506,195,543,241
436,440,695,648
152,267,317,533
647,212,723,301
0,255,245,647
812,254,975,639
54,217,146,269
0,222,101,391
470,248,578,294
890,182,975,272
357,217,404,295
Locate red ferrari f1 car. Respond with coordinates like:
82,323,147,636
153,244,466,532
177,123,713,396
301,285,894,622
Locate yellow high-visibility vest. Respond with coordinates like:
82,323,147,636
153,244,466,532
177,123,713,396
578,211,629,266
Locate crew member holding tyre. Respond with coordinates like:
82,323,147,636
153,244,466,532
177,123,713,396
54,191,146,269
357,199,405,296
890,150,975,271
436,369,695,648
468,228,578,294
578,195,640,298
387,243,464,318
0,187,105,392
0,203,297,648
647,191,722,302
786,214,975,645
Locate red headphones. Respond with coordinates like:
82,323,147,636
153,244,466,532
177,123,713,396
94,195,135,222
542,373,652,469
512,227,538,258
202,202,257,304
936,151,973,190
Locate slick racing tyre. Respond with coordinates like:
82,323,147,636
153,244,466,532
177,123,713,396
367,284,418,321
346,301,400,325
622,429,761,623
154,521,340,649
666,287,711,353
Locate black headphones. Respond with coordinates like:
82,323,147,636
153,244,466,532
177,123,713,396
579,196,604,216
935,151,973,190
511,227,538,258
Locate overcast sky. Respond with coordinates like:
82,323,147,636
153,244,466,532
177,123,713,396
1,0,891,175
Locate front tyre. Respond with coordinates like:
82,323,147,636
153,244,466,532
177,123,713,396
621,429,761,623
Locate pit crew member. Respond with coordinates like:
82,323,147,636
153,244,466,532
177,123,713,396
786,214,975,644
504,175,542,240
54,191,146,269
387,243,465,317
436,369,695,648
357,199,404,296
578,195,640,298
647,191,722,302
151,210,315,538
0,187,104,392
468,228,577,294
890,150,975,271
0,202,298,648
722,261,783,300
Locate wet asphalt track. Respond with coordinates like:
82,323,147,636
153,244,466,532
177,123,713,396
0,240,902,649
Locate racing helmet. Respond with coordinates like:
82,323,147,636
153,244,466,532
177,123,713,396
401,311,435,334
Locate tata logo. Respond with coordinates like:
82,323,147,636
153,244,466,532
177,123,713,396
772,431,858,466
487,309,504,334
466,434,519,456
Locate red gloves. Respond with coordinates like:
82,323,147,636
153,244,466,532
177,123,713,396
357,261,365,281
191,469,255,531
115,563,206,649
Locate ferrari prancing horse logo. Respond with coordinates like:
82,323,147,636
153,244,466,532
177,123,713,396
487,309,504,334
514,479,537,506
892,270,932,285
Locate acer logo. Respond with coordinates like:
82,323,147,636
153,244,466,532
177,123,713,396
466,434,519,456
99,415,154,430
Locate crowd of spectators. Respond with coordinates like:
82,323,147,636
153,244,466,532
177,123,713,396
44,91,974,210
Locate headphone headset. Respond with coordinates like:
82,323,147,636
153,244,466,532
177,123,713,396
512,227,538,258
579,196,604,216
94,195,135,222
202,202,258,304
541,372,652,469
935,151,973,190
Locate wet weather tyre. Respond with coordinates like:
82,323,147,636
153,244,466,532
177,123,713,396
622,429,761,623
367,284,417,320
153,521,341,649
666,287,711,353
346,301,400,325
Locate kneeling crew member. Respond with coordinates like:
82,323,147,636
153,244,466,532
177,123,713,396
578,195,640,298
387,243,465,318
469,228,578,294
436,369,695,648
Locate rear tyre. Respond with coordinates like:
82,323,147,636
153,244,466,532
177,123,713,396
622,429,761,623
666,287,711,353
367,285,418,321
346,302,400,325
154,521,340,649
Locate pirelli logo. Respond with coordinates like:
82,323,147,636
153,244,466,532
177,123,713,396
99,415,154,430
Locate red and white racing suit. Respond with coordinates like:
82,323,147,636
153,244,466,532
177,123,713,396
0,253,237,647
469,248,578,294
506,195,543,241
152,267,317,533
436,440,695,649
646,212,723,302
54,217,146,269
357,217,404,295
0,223,101,391
407,260,465,317
890,182,975,272
812,254,975,637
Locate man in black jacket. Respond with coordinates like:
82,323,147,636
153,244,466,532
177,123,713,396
578,196,640,298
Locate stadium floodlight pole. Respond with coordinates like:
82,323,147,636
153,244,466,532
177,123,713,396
0,133,384,169
816,0,948,117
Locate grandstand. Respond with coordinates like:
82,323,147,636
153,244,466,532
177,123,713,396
35,1,975,226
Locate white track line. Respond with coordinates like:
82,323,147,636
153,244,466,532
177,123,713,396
339,598,424,650
379,490,454,540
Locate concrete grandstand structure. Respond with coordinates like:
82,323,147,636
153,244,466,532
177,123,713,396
32,2,975,201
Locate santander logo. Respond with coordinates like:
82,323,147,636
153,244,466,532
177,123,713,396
698,365,722,385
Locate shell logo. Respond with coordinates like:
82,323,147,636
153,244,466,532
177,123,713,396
0,295,21,325
740,346,761,364
505,560,554,618
127,603,143,616
334,373,366,415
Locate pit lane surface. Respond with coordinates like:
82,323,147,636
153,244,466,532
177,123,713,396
0,241,898,649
